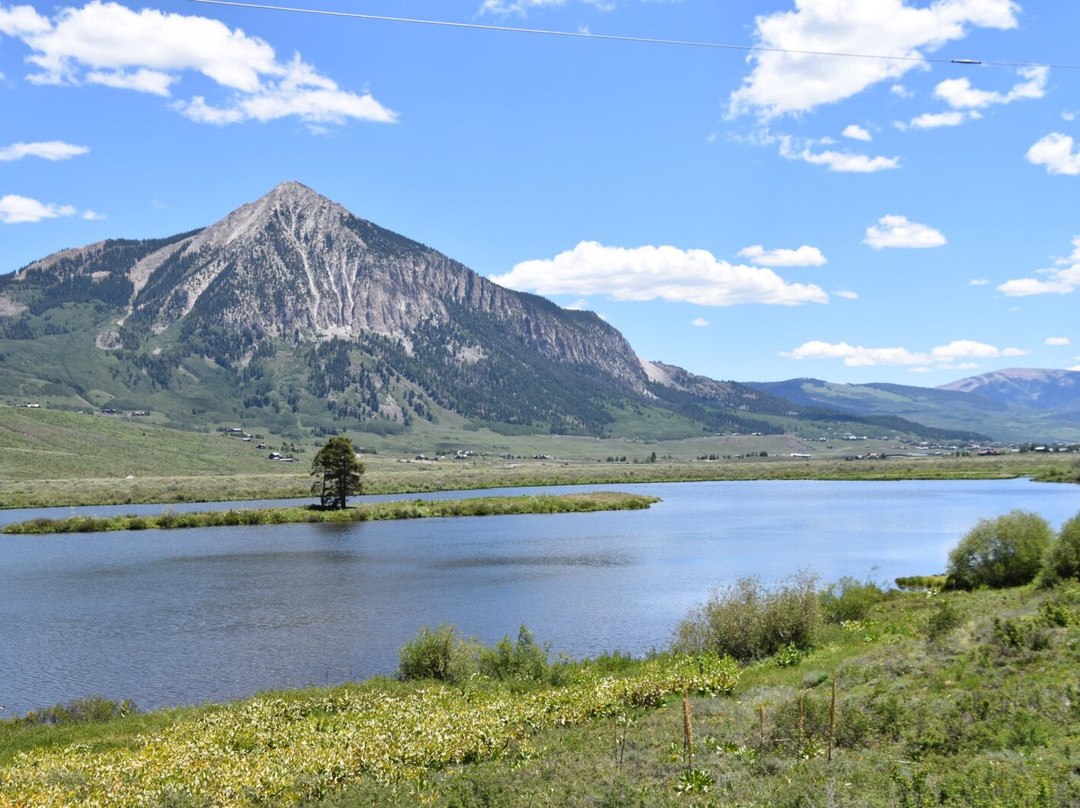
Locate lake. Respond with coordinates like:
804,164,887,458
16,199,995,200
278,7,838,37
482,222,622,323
2,478,1078,717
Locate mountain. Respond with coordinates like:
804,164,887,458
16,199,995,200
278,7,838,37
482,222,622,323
0,182,983,444
938,368,1080,411
748,373,1080,443
0,182,653,436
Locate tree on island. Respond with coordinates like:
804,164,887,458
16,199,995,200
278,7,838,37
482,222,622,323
310,436,365,509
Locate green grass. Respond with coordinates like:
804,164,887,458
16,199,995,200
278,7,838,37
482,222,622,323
5,583,1080,806
0,405,300,479
0,654,740,806
2,405,1077,509
1,492,660,534
313,583,1080,807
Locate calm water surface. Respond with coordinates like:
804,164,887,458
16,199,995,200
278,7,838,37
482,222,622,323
2,479,1078,716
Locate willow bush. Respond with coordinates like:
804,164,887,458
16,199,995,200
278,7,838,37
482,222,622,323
1039,512,1080,587
946,510,1052,590
673,572,821,662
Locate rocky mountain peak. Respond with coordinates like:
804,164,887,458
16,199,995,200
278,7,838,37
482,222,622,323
109,182,650,391
183,180,343,253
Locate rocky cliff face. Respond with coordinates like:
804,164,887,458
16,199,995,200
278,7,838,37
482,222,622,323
115,181,645,389
1,182,659,433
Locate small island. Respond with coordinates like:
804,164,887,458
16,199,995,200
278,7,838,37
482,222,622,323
1,491,661,535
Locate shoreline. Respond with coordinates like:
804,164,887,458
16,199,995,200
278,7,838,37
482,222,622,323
3,584,1078,806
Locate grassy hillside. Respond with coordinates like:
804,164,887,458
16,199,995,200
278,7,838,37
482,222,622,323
0,405,312,507
4,582,1080,806
0,404,298,479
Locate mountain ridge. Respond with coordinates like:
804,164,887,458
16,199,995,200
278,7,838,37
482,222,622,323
748,370,1080,443
938,367,1080,411
0,182,993,443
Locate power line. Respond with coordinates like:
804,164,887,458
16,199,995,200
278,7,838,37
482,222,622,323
188,0,1079,70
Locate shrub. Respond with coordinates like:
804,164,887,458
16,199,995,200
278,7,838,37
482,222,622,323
18,695,137,726
924,597,962,643
945,510,1052,590
476,625,550,681
820,575,886,623
397,623,478,683
990,616,1050,654
673,572,821,661
1038,512,1080,587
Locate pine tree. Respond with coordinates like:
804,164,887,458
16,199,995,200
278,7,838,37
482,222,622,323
310,437,365,509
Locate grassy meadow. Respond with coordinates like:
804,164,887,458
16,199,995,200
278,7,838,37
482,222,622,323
4,581,1080,806
2,405,1077,508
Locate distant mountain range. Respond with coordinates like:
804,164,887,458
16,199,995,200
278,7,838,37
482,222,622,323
0,182,1070,444
939,368,1080,411
749,369,1080,443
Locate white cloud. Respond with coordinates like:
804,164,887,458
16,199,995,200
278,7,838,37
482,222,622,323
997,277,1075,296
0,3,50,37
784,337,1014,367
998,236,1080,296
969,278,989,286
1,1,395,127
896,110,980,130
0,140,89,161
935,362,980,371
728,0,1019,119
737,244,826,267
1026,133,1080,176
86,66,174,96
842,124,872,142
834,289,859,299
0,194,77,223
479,0,614,15
929,339,1000,362
778,136,899,172
864,215,946,249
1046,337,1070,346
1001,347,1030,357
691,317,709,327
934,66,1048,109
782,340,926,367
82,209,106,220
891,84,914,98
489,241,829,307
1064,111,1078,122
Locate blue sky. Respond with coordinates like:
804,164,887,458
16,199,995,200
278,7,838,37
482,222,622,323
2,0,1078,386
